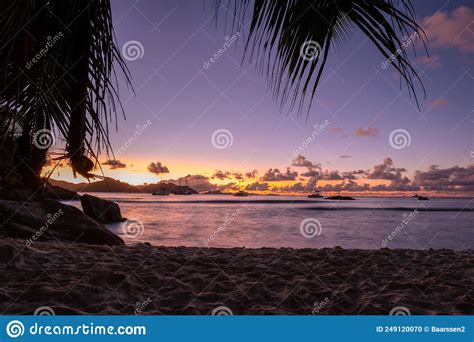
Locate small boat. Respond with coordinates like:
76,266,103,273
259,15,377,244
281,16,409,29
152,189,169,196
412,194,429,200
308,190,323,198
233,190,249,197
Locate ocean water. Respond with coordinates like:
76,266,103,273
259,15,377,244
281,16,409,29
70,193,474,250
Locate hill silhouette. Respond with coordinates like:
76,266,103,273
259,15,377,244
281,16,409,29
49,178,199,195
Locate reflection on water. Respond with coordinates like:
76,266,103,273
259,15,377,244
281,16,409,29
68,193,473,250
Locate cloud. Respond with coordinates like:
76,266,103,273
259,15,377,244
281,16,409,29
245,182,269,191
315,180,371,192
371,177,420,192
415,54,442,69
212,170,231,180
103,159,126,169
171,174,215,192
329,127,344,134
232,172,244,180
423,6,474,53
412,164,474,192
245,169,258,179
341,170,369,180
301,169,321,177
321,170,343,180
432,98,448,107
271,182,314,193
356,127,379,137
218,182,239,192
291,155,321,170
211,170,250,180
262,167,298,181
147,162,170,175
339,155,351,159
367,158,406,180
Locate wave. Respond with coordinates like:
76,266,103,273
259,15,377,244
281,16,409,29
99,199,324,204
299,207,474,212
82,198,474,212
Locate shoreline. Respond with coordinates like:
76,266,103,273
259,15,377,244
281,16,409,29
1,238,472,315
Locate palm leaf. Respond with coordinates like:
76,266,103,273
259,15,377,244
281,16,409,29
0,0,131,179
215,0,427,115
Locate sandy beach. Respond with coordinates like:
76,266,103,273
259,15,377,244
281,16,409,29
0,238,472,315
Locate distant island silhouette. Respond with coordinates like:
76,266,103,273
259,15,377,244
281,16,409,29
49,178,198,195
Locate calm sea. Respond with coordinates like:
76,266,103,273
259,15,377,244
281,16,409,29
70,193,473,250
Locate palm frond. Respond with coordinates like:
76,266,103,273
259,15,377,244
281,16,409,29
0,0,131,179
215,0,427,115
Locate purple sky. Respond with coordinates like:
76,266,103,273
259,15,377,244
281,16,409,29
52,0,474,193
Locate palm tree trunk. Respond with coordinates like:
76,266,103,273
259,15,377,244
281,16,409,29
66,2,94,178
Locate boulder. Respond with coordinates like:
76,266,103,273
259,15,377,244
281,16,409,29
80,194,124,223
42,183,79,201
0,199,124,246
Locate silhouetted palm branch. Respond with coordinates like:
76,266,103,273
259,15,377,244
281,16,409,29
215,0,427,114
0,0,130,181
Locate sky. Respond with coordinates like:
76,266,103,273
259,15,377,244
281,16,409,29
48,0,474,195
